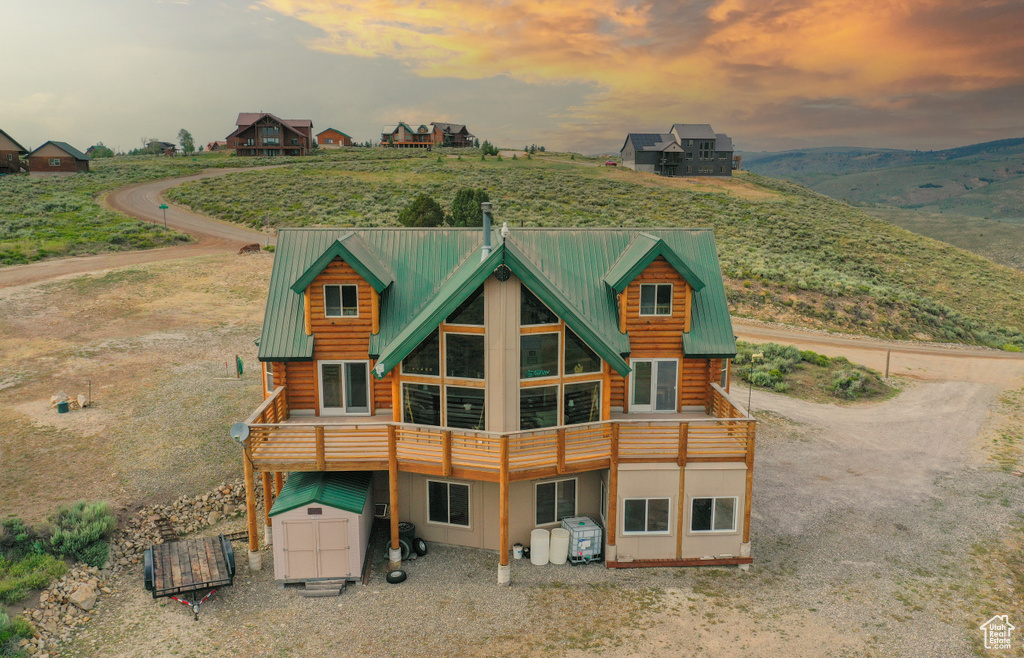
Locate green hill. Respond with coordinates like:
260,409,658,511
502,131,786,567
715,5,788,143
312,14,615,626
166,150,1024,350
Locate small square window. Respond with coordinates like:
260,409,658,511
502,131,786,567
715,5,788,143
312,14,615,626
690,497,737,532
428,480,470,527
49,158,61,166
536,478,576,525
639,284,672,316
324,284,358,317
623,497,671,534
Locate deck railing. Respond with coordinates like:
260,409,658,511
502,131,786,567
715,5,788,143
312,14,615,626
245,384,753,480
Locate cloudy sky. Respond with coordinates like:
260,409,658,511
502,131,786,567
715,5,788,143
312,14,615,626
4,0,1023,154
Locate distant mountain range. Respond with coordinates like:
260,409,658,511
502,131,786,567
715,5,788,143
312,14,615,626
741,138,1024,219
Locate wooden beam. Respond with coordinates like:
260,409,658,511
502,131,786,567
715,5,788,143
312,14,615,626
556,428,566,475
608,423,619,550
618,290,627,334
725,359,731,394
442,430,452,476
274,471,283,496
743,422,756,544
315,425,326,471
608,557,752,569
371,288,380,335
499,436,510,567
683,283,692,333
243,449,259,552
304,290,312,336
392,378,401,422
676,423,688,560
388,425,400,551
261,471,273,526
602,363,612,420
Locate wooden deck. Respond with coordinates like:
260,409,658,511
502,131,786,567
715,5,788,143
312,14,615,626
244,383,754,480
148,536,234,598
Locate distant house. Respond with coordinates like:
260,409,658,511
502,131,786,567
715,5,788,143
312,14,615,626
621,124,734,177
206,140,230,152
27,141,90,175
317,128,353,148
0,128,28,174
381,121,475,148
148,141,177,156
228,113,313,157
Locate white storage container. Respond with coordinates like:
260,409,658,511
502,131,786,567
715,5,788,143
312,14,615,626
561,516,603,564
549,528,570,565
530,528,550,565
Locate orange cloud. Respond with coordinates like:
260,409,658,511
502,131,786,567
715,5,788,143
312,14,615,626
262,0,1024,147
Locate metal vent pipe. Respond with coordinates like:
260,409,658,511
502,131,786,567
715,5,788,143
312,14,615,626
481,201,493,262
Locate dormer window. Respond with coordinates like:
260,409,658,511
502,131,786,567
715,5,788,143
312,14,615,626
324,284,358,317
639,283,672,316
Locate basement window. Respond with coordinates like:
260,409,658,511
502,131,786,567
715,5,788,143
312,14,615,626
324,284,358,317
623,497,671,535
428,480,470,527
690,496,737,533
536,478,576,525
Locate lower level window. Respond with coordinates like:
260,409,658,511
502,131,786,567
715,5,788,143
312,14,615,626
690,497,737,532
623,497,670,534
428,480,470,527
536,478,576,525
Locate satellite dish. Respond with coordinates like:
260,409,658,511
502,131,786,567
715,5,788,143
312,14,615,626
230,422,250,444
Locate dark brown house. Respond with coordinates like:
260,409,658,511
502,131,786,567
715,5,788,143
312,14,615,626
0,129,28,175
228,113,313,157
27,141,90,175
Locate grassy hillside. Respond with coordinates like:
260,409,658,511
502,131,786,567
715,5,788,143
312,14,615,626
166,150,1024,349
742,138,1024,219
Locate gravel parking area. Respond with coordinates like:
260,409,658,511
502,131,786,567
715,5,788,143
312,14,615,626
58,379,1023,657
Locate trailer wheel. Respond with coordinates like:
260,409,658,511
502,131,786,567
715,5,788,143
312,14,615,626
398,537,412,561
414,538,428,556
144,548,154,591
386,569,407,584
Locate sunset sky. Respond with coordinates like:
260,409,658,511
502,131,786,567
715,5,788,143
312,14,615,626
4,0,1023,154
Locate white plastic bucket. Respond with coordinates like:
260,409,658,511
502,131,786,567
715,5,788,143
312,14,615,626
530,529,550,565
512,543,524,559
549,528,570,565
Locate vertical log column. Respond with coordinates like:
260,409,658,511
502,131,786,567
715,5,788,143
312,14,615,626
388,425,401,570
741,421,756,569
607,424,619,564
498,435,511,585
261,471,274,546
242,447,261,570
676,423,689,560
274,472,283,496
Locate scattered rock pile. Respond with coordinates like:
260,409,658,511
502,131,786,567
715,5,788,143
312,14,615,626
17,566,110,656
50,391,88,411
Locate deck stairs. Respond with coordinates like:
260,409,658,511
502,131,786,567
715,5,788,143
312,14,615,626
297,578,348,597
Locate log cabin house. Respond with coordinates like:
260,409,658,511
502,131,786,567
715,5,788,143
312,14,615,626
242,218,755,583
316,128,353,148
27,141,90,175
0,129,28,174
228,113,313,157
381,122,475,148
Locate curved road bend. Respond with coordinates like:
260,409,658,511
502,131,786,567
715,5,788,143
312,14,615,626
0,167,275,289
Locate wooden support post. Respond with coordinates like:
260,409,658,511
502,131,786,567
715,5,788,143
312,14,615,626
676,423,689,560
602,363,612,420
371,288,380,335
442,430,452,477
608,423,619,553
885,349,891,378
243,448,259,553
618,290,627,334
725,359,732,394
704,359,713,414
556,428,566,475
684,283,692,333
743,422,756,544
392,377,401,422
304,290,312,336
315,425,326,471
388,425,400,552
261,471,273,526
274,471,283,496
499,436,510,568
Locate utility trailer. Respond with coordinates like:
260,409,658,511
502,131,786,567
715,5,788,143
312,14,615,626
144,534,235,619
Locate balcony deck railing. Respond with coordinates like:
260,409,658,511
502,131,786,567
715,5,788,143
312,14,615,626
245,384,753,481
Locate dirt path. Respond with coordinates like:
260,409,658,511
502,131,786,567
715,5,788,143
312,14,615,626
0,168,275,289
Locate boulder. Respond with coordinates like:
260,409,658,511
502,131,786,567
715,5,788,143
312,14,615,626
68,584,96,611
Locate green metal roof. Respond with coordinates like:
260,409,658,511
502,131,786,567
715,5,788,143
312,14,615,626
269,471,372,517
317,128,352,139
259,228,736,366
29,141,90,161
290,233,394,294
603,232,705,293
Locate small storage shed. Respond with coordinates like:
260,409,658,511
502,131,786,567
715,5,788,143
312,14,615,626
269,471,374,582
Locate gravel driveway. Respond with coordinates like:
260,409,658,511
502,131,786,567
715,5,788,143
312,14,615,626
60,378,1022,657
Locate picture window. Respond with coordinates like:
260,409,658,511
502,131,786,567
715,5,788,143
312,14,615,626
623,497,671,534
690,497,737,532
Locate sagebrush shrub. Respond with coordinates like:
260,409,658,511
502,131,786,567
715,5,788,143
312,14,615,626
47,501,116,565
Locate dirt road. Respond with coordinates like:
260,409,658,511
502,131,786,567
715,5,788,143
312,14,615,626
0,168,273,289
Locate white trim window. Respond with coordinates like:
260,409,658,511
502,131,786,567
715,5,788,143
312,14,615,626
639,283,672,316
690,496,738,533
324,284,358,317
629,359,678,412
49,158,61,167
264,361,275,394
622,497,671,535
427,480,470,527
535,478,576,525
319,360,370,415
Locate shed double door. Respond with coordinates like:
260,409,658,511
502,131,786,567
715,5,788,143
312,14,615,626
281,518,350,579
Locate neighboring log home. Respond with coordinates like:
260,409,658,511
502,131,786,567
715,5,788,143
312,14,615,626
27,141,90,175
0,128,28,174
381,121,475,148
316,128,353,148
228,112,313,157
243,220,755,583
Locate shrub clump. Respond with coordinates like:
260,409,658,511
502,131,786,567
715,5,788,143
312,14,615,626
0,612,35,654
0,554,68,605
47,501,117,567
397,194,445,227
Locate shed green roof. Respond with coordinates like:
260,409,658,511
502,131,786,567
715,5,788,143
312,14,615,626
269,471,372,517
258,228,737,367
